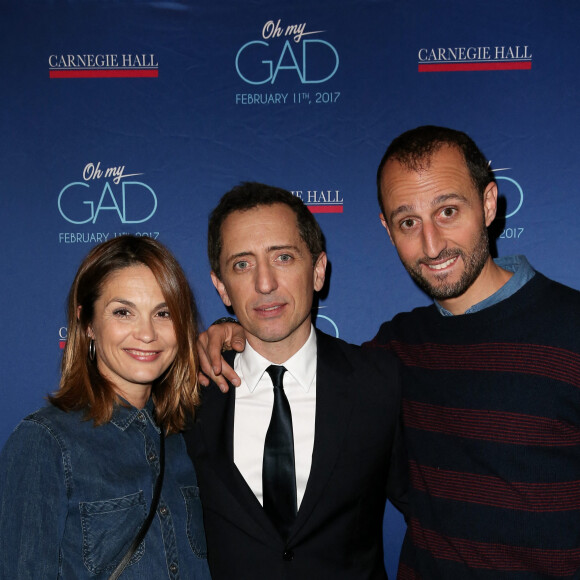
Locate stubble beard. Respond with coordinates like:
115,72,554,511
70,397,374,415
405,225,490,301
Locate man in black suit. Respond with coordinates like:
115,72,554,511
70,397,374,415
184,182,405,579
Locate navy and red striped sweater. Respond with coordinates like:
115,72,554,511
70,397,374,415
366,272,580,579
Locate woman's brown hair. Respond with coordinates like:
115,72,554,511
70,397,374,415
50,235,200,434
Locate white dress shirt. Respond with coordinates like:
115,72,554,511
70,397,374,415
233,326,317,508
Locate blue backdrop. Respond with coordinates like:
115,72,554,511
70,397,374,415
2,1,579,575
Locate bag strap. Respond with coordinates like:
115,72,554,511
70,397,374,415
108,427,166,580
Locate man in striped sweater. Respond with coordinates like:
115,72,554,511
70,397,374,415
367,125,580,579
198,126,580,578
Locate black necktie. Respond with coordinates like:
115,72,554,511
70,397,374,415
262,365,297,538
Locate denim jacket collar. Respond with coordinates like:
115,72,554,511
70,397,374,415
110,397,160,433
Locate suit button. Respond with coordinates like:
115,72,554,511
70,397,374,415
283,549,294,561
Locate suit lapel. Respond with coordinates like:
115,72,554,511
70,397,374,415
198,335,356,545
289,330,354,540
196,352,280,542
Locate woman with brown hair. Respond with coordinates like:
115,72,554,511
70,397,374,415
0,235,211,579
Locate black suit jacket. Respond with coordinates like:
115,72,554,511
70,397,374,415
184,330,406,579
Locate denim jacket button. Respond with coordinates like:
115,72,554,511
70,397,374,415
148,452,156,462
159,505,168,516
169,562,178,573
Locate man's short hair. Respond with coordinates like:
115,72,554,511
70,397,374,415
376,125,496,215
208,182,325,279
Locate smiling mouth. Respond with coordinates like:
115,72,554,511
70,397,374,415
425,255,459,271
124,349,162,361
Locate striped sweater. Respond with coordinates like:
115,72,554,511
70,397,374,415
365,271,580,579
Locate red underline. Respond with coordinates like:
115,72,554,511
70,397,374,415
418,61,532,72
308,206,343,214
50,69,158,78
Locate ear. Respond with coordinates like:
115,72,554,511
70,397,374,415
379,213,395,246
210,271,232,307
78,306,94,338
313,252,327,292
482,181,498,227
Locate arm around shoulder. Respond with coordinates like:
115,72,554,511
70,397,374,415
197,322,246,391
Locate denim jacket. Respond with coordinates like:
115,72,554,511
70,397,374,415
0,400,211,579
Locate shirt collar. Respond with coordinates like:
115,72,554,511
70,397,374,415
235,325,317,393
436,254,536,316
109,397,160,432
